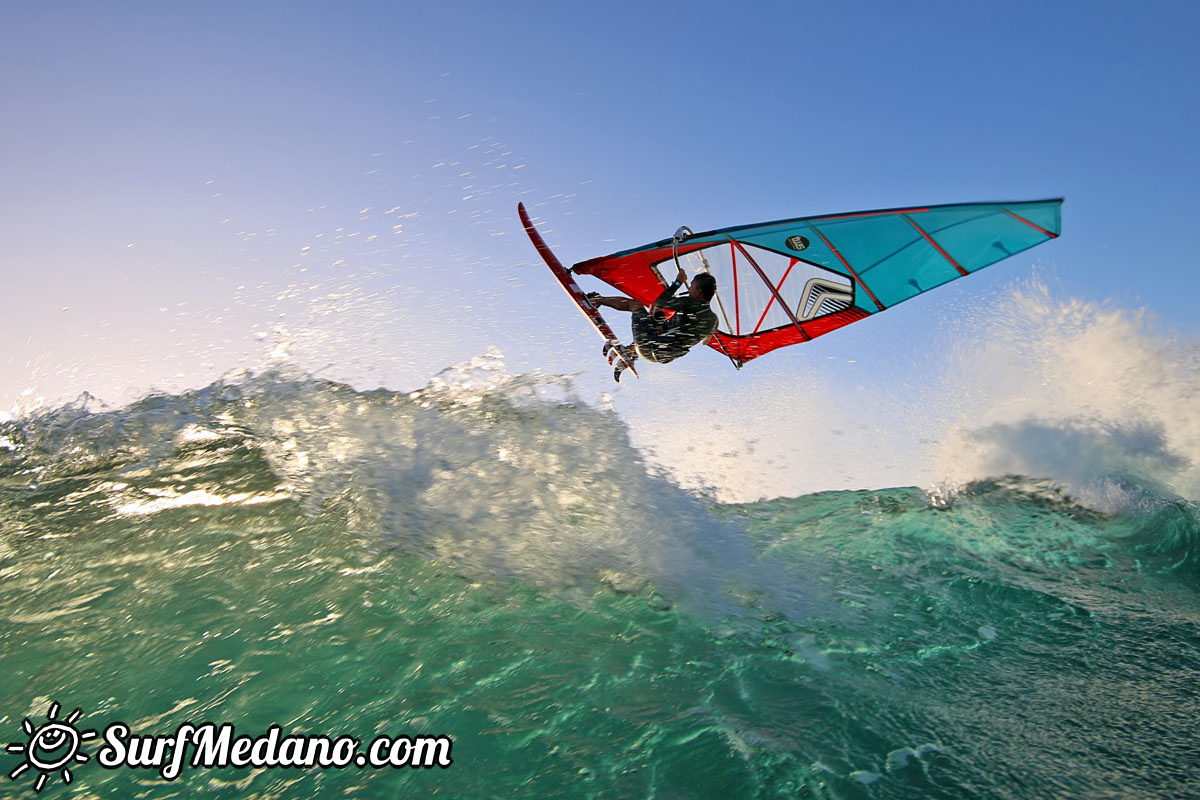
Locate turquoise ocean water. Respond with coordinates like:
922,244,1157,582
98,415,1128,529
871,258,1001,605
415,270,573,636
2,364,1199,798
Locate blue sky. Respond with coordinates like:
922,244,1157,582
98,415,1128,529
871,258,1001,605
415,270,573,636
4,1,1199,492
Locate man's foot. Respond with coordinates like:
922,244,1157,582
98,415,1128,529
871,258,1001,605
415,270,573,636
613,345,637,382
606,341,636,365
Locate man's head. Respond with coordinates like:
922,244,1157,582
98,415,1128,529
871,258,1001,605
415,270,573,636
689,273,717,302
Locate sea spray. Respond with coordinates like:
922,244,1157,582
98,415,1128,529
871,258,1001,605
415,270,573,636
933,278,1200,510
615,278,1200,512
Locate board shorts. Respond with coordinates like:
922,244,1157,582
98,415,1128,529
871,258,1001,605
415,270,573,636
631,307,683,364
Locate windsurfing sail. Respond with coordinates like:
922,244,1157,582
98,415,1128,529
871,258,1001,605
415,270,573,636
572,199,1063,367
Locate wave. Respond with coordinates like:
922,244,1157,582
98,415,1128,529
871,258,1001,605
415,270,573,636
5,309,1200,799
1,354,822,623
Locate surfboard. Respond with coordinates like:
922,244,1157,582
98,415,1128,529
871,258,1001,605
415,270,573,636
518,202,638,381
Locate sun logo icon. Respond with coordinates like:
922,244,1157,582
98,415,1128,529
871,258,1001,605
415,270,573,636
5,702,98,792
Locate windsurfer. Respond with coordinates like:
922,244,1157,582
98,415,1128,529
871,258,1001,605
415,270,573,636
588,266,719,364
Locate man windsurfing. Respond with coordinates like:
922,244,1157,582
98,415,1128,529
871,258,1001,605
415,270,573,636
588,265,719,366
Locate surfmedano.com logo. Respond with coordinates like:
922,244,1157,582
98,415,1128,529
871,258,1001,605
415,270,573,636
6,701,453,792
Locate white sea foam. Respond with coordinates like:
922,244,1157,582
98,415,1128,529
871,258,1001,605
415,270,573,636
206,364,821,623
932,278,1200,510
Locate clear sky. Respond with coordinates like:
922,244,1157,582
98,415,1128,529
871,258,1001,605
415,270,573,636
4,1,1199,496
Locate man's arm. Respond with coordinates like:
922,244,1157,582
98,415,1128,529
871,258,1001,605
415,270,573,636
650,265,689,312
